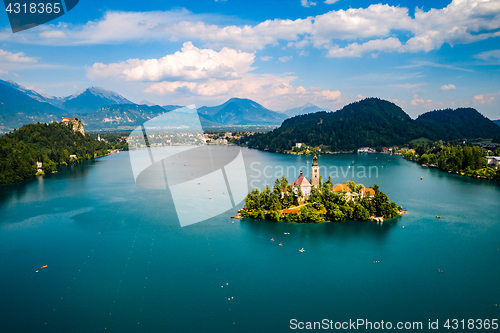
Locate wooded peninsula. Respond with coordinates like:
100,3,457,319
0,122,127,184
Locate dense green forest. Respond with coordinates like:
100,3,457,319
240,178,401,223
243,98,500,153
0,122,125,184
403,143,500,180
415,108,500,140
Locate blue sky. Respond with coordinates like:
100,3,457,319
0,0,499,119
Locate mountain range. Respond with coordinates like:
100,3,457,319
246,98,500,152
0,80,291,132
0,80,499,140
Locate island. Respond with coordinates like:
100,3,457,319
240,156,402,223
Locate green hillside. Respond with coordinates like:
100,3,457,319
416,108,500,140
247,98,430,152
0,122,122,184
245,98,500,153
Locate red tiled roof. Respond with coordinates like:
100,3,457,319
292,175,311,187
359,188,375,196
332,184,351,192
62,117,76,121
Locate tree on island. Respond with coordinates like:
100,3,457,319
241,177,401,223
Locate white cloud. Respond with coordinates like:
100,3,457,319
473,94,494,105
299,50,309,57
311,4,413,43
39,31,66,39
325,37,402,58
301,0,316,8
3,0,499,59
0,69,8,75
260,56,273,61
89,43,341,110
324,0,339,4
440,84,456,91
88,42,253,82
0,49,37,63
279,56,293,63
474,49,500,62
402,1,500,53
410,94,425,106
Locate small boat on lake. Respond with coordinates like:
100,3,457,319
299,248,305,252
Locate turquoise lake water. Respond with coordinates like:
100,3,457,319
1,148,499,332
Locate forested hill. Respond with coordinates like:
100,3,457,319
0,122,120,184
246,98,500,153
416,108,500,140
247,98,431,152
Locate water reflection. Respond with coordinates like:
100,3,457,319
240,217,399,246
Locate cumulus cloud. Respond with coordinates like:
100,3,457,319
89,43,341,110
410,94,426,106
260,56,273,61
0,49,37,63
440,84,456,91
473,94,494,105
324,0,339,3
3,0,500,58
301,0,316,8
88,42,253,82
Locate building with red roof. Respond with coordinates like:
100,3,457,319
359,187,375,198
332,184,352,192
290,170,311,198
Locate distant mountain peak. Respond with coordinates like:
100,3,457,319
284,102,331,118
139,99,156,106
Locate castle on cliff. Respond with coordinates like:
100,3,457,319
61,117,85,135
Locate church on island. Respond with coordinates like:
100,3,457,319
289,155,319,198
289,155,374,201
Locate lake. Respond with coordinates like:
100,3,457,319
1,148,499,332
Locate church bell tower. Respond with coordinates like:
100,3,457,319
311,155,319,188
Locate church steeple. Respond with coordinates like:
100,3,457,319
311,155,319,188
